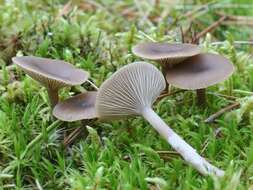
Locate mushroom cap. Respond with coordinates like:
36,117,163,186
166,53,234,90
132,42,201,65
53,91,97,121
12,56,89,89
95,62,166,120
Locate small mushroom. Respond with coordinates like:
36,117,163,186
12,56,89,107
132,42,201,73
166,53,234,105
132,42,201,91
95,61,224,177
53,91,97,121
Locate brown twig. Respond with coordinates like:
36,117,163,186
181,1,216,19
123,151,179,161
222,21,253,27
121,7,138,19
192,15,227,43
207,92,237,101
215,12,253,27
57,1,72,19
211,41,253,46
63,126,83,147
216,12,253,22
56,0,98,20
201,128,222,154
157,89,185,100
63,120,94,147
78,1,97,11
156,150,179,155
205,102,240,123
176,4,253,11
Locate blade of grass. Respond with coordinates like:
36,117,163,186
20,120,62,159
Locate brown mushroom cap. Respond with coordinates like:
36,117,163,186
132,42,201,65
166,53,234,90
53,91,97,121
12,56,89,89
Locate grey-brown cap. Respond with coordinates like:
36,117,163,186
166,53,234,90
53,91,97,121
132,42,201,65
12,56,89,89
95,62,165,120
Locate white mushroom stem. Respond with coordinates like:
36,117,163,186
142,107,224,177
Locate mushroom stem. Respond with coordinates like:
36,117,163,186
142,107,224,177
196,88,206,106
161,65,169,92
47,88,59,108
161,63,173,93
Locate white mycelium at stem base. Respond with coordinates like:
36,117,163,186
95,62,224,176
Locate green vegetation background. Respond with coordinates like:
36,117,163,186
0,0,253,189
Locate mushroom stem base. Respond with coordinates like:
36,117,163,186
47,88,59,108
141,107,224,177
196,88,206,106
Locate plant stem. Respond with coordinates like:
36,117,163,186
157,89,185,101
21,120,62,159
47,88,59,108
63,120,90,147
205,102,240,123
196,88,206,106
161,65,169,92
87,79,99,90
142,107,224,177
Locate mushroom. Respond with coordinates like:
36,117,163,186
132,42,201,74
166,53,234,105
12,56,89,107
53,91,97,121
95,61,224,177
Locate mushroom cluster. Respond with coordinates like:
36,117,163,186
132,42,234,106
96,62,224,176
13,56,97,121
12,41,234,177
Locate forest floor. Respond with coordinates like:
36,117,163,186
0,0,253,189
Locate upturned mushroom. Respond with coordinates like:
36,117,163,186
95,61,224,177
53,91,97,121
12,56,89,107
166,53,234,105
